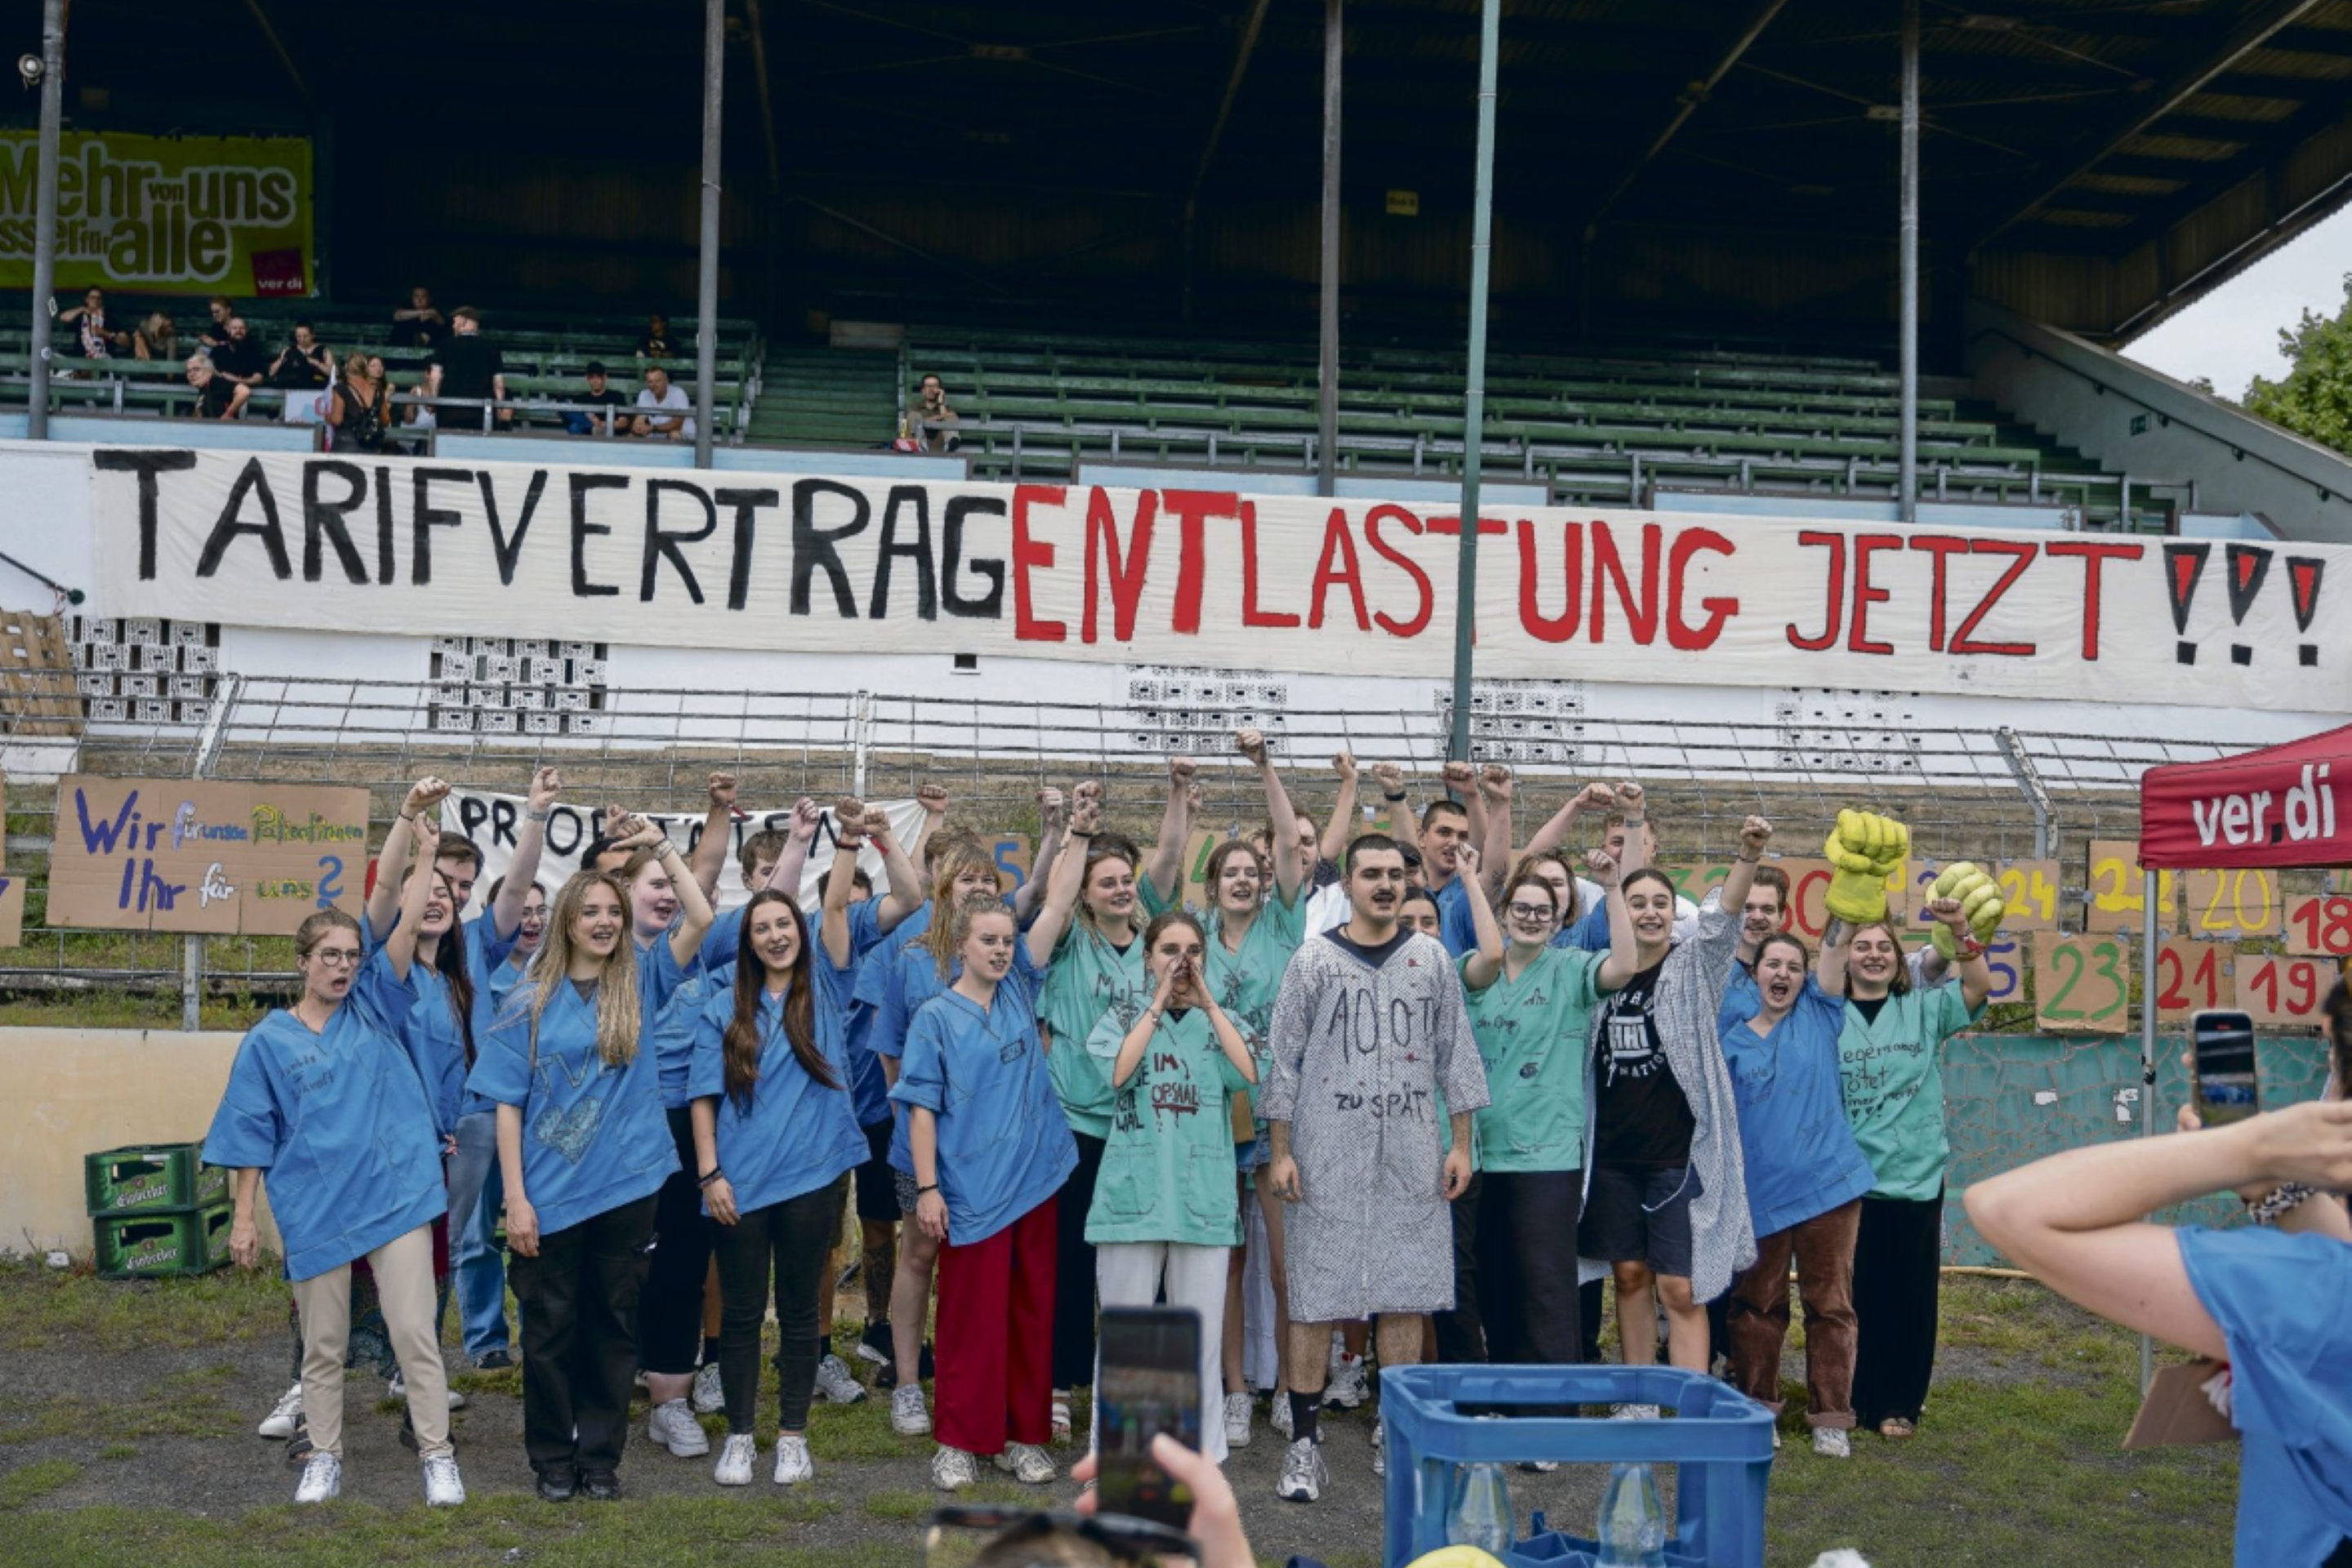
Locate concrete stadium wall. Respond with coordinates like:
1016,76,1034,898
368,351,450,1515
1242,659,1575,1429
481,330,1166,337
2,1028,279,1256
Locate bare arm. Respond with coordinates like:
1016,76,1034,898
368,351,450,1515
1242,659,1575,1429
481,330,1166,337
1113,968,1174,1089
1025,793,1098,964
1925,895,1994,1010
1205,995,1258,1085
1459,847,1507,990
1966,1102,2352,1361
870,803,926,931
1718,813,1775,919
822,808,873,969
497,1103,537,1255
766,798,820,901
1321,752,1360,864
492,767,561,940
229,1167,265,1269
381,816,443,982
657,830,716,969
1375,763,1422,856
1014,787,1066,925
1477,765,1514,898
1593,789,1651,990
1444,760,1489,866
367,776,446,938
688,772,737,902
1241,729,1305,904
1145,757,1196,907
1820,918,1851,997
1523,782,1615,863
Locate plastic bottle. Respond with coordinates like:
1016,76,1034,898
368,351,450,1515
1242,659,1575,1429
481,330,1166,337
1446,1462,1514,1554
1595,1461,1667,1568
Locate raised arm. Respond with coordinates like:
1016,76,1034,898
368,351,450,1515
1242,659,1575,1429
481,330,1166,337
1026,791,1098,964
1458,845,1508,989
381,815,443,982
1925,894,1994,1010
688,772,738,902
821,802,870,969
1442,760,1488,864
1145,756,1196,908
1593,782,1653,991
1717,812,1775,923
1588,848,1636,989
1114,964,1178,1089
1015,786,1066,925
1965,1100,2352,1361
765,799,820,902
368,776,448,938
1321,751,1360,865
1240,728,1305,904
1522,781,1616,864
1819,918,1851,997
1372,761,1420,854
1477,764,1514,898
905,784,948,887
647,818,715,969
492,767,562,941
867,800,926,932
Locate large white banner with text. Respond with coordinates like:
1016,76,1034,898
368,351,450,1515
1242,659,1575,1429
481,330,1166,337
90,448,2348,712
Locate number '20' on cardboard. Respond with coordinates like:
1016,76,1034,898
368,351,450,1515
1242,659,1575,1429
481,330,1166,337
46,776,370,935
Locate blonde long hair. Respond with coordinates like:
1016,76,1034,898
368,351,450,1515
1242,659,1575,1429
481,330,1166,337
924,843,1005,978
522,870,644,1066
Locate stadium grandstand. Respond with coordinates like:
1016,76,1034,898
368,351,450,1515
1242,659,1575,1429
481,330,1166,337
2,0,2349,539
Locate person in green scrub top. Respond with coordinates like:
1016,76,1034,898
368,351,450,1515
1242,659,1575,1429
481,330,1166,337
1820,901,1991,1441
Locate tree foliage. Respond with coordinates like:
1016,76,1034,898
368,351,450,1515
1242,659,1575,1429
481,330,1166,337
2245,271,2352,455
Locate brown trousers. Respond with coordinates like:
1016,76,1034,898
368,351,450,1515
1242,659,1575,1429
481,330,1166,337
1725,1198,1861,1429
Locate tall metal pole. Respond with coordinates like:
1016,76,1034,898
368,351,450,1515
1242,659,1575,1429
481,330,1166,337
1448,0,1501,761
26,0,65,441
694,0,725,470
1316,0,1342,497
1897,0,1920,523
2137,865,2159,1392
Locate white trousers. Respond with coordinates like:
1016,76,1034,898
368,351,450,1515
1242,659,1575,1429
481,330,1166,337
1094,1241,1232,1464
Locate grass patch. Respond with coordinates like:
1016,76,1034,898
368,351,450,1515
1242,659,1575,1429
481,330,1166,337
862,1481,1030,1521
0,1258,286,1352
96,1445,136,1462
0,1460,79,1510
0,1368,247,1447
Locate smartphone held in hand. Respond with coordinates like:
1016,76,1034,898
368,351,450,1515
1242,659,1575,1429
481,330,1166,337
1095,1306,1203,1529
2190,1009,2260,1127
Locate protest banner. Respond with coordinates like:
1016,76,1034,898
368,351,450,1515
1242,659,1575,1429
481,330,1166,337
88,449,2352,713
0,133,314,296
46,777,367,933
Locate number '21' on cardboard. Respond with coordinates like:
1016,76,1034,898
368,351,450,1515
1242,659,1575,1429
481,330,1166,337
45,776,370,935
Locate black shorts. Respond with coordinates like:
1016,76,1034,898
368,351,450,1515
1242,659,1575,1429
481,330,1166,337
853,1119,900,1224
1578,1165,1701,1279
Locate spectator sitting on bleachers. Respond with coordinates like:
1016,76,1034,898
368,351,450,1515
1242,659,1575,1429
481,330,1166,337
905,373,960,453
132,313,178,363
434,307,510,429
210,318,269,386
198,296,234,350
565,362,631,436
56,287,128,359
184,354,250,421
327,351,393,452
393,285,450,350
632,365,694,441
635,313,674,360
268,323,334,390
407,363,443,431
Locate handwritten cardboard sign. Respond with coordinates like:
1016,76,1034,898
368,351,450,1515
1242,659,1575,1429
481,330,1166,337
47,775,370,934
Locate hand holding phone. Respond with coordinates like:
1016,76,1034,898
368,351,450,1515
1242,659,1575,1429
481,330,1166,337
1094,1307,1203,1529
2191,1009,2260,1129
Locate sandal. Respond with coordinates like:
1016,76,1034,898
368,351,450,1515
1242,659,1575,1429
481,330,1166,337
1878,1417,1917,1440
1050,1392,1073,1445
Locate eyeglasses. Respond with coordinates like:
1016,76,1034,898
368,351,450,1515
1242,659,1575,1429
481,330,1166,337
309,948,363,968
1506,903,1556,921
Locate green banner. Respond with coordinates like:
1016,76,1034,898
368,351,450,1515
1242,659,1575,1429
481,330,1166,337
0,131,314,297
1943,1031,2332,1267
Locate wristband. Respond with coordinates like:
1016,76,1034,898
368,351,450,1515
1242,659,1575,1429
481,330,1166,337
1069,828,1095,840
526,806,552,823
2246,1183,2315,1226
1622,817,1646,828
916,1183,939,1196
1735,853,1761,865
1953,937,1986,960
697,1168,725,1188
1382,791,1408,803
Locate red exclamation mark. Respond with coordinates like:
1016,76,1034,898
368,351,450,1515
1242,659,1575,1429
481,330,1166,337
2222,543,2272,667
2163,541,2209,665
2287,556,2325,669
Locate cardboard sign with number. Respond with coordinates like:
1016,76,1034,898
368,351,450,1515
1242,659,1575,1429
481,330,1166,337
47,775,370,935
1991,858,2062,932
1775,857,1909,941
2033,932,2131,1033
2086,840,2176,935
2239,954,2334,1027
987,833,1032,895
1666,862,1731,911
2285,893,2352,957
2180,868,2283,940
2154,939,2235,1022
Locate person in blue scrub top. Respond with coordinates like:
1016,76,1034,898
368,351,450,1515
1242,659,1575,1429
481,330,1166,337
466,817,715,1503
1718,931,1878,1458
896,891,1080,1492
207,893,466,1509
690,826,873,1490
1968,999,2352,1568
454,871,548,1371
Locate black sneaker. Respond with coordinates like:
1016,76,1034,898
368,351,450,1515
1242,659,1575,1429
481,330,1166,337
578,1469,621,1501
534,1467,577,1503
284,1416,314,1467
473,1349,515,1371
857,1320,893,1365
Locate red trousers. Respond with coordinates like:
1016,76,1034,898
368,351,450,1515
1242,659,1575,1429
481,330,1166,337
935,1195,1058,1456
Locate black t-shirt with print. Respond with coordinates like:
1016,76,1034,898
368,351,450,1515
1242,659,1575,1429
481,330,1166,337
1592,957,1695,1170
193,378,241,420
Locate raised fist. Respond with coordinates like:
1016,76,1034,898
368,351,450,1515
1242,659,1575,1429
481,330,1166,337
1332,751,1358,783
1480,764,1513,804
916,783,949,817
706,772,738,811
1236,728,1268,765
404,777,451,817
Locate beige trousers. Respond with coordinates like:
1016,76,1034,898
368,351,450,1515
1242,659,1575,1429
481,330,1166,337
289,1223,452,1460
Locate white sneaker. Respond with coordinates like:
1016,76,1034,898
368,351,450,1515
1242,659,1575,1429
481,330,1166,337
692,1361,726,1414
1223,1391,1254,1450
647,1396,711,1458
293,1452,341,1504
421,1453,466,1508
1326,1356,1370,1410
773,1433,814,1485
996,1441,1055,1485
1269,1392,1294,1441
1610,1402,1661,1420
931,1445,980,1491
813,1353,866,1405
1276,1436,1326,1503
1521,1460,1561,1473
1773,1425,1784,1451
1370,1414,1384,1478
1050,1390,1073,1445
259,1382,303,1440
1812,1427,1852,1459
713,1432,757,1486
387,1369,464,1410
891,1382,932,1437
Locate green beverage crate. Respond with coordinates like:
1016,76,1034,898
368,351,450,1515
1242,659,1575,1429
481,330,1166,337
93,1201,234,1280
84,1143,228,1217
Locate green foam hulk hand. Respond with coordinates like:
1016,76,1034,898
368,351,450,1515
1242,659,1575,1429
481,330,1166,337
1823,809,1909,924
1929,861,2003,960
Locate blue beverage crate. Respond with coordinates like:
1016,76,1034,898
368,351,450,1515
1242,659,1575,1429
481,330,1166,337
1379,1365,1775,1568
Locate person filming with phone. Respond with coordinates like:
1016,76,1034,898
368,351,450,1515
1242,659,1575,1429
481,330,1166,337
1967,987,2352,1566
